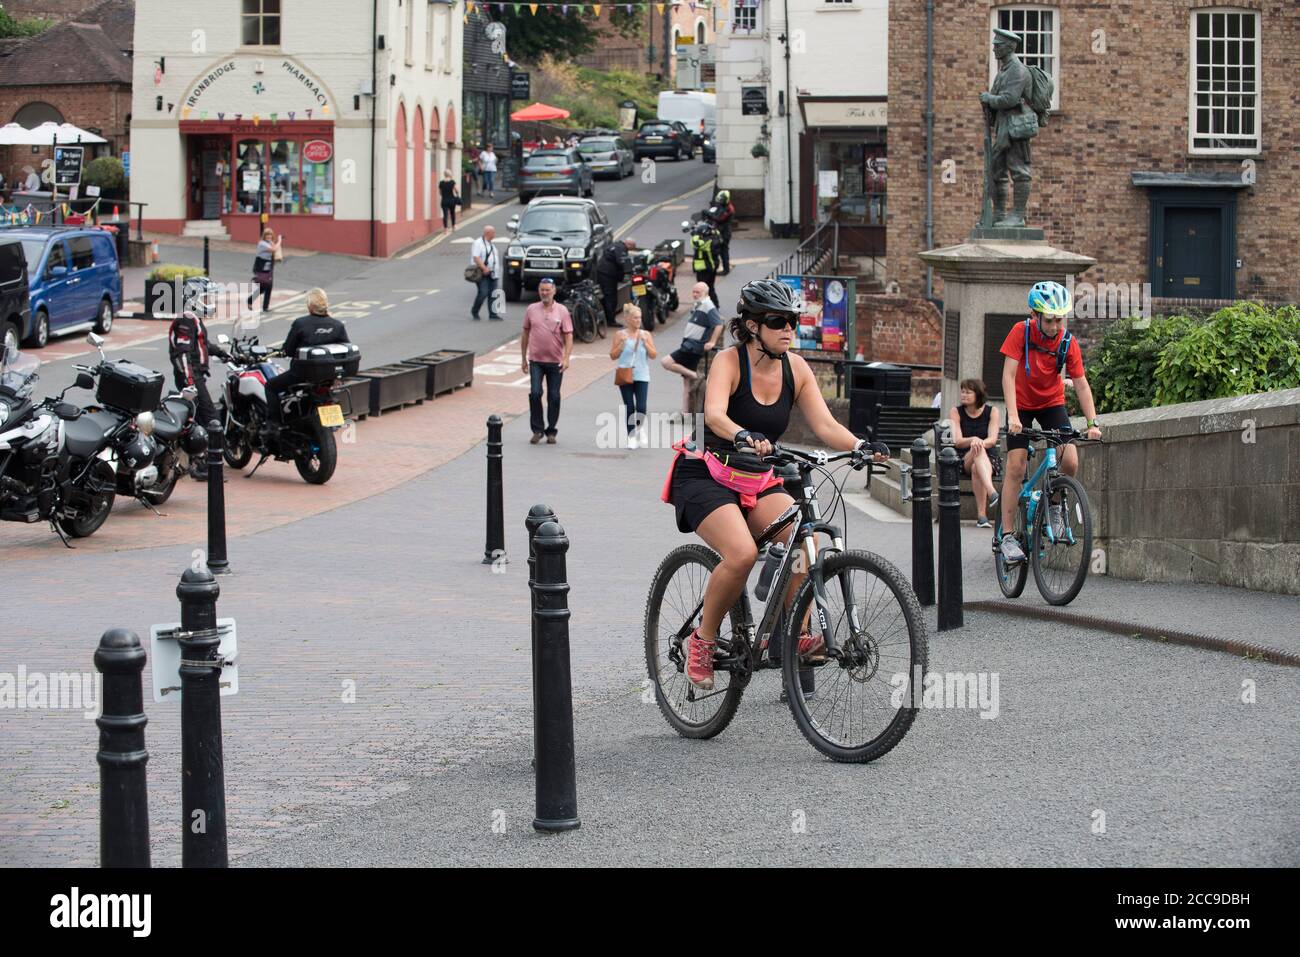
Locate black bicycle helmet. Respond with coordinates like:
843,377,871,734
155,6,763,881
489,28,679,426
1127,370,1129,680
736,278,800,318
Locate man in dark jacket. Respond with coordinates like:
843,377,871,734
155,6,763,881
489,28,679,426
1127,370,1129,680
711,190,735,275
168,277,228,479
264,287,350,426
595,237,636,330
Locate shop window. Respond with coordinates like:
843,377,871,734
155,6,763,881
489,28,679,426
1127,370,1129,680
1190,9,1260,154
405,0,415,65
697,21,706,43
269,140,302,214
241,0,281,47
442,3,454,72
733,0,759,33
991,6,1059,110
304,154,334,215
814,140,886,228
236,140,265,213
425,0,436,69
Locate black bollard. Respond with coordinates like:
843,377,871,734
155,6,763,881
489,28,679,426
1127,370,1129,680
910,438,935,607
177,567,228,867
94,628,150,868
206,419,230,575
483,415,507,565
531,520,580,832
937,446,964,631
526,505,557,770
203,236,210,277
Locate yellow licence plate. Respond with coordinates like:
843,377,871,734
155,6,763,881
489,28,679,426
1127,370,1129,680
633,283,647,296
317,405,344,427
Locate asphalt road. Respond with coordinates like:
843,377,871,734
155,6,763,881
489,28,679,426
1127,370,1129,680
29,155,718,398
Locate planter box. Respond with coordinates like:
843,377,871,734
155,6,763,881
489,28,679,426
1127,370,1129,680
336,376,372,420
407,349,474,398
358,363,428,416
143,278,185,318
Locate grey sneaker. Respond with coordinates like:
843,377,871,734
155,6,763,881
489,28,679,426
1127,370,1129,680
976,515,992,528
999,533,1026,564
1049,504,1068,540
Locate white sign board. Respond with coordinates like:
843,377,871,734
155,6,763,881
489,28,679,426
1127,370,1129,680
818,170,840,198
150,618,239,703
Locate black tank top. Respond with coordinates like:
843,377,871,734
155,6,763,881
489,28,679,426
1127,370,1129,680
701,344,796,454
957,404,991,441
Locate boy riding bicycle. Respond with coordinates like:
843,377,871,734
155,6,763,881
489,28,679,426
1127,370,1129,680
998,280,1102,564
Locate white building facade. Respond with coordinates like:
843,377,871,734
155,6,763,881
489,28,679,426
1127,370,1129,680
131,0,463,257
714,0,887,255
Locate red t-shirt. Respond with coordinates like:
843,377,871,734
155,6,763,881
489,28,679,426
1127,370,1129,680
999,319,1085,411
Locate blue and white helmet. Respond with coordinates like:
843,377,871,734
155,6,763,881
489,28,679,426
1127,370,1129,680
1027,280,1071,316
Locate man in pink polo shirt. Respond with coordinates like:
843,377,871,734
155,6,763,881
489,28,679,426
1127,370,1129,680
520,276,574,444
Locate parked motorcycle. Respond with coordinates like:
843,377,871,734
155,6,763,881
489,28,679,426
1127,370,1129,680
216,334,360,485
0,347,116,542
73,333,208,508
627,249,664,331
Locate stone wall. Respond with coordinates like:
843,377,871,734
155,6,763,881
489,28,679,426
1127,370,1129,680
1078,388,1300,595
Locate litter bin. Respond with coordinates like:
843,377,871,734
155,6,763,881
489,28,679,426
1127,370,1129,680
848,361,912,436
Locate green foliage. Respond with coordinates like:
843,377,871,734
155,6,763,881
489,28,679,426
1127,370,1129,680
1085,304,1300,413
83,156,125,193
1153,302,1300,405
148,264,206,282
0,11,49,38
492,11,599,62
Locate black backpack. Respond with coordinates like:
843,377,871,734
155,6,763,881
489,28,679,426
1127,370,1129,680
1023,319,1072,375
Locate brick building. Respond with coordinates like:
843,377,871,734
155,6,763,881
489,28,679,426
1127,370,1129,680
888,0,1300,350
0,0,134,181
575,3,715,81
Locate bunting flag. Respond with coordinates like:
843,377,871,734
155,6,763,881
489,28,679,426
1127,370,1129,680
593,3,601,13
199,110,208,120
288,111,296,120
529,2,538,11
467,1,475,11
253,114,261,125
561,3,568,12
322,104,330,116
655,2,665,11
513,2,521,11
270,112,278,123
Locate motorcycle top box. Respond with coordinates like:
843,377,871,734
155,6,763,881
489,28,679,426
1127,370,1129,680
96,360,165,414
290,342,362,383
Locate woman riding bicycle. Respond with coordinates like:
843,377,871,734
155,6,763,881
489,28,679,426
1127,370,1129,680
662,278,887,691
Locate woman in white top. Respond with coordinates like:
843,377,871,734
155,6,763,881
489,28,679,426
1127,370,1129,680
478,144,498,198
246,227,282,313
608,303,657,449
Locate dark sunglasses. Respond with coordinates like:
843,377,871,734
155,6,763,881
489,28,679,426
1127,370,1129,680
754,314,798,331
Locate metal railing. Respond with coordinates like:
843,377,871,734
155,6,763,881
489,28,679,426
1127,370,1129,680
772,220,839,279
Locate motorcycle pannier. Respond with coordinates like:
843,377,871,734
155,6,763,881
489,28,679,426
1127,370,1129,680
96,360,165,414
290,342,362,383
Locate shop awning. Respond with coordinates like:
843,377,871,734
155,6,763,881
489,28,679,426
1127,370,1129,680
511,102,571,122
1130,171,1249,189
2,122,109,145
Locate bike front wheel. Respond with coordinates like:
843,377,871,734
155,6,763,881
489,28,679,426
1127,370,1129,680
572,300,598,343
993,505,1029,598
644,544,747,740
782,549,927,763
1030,475,1092,605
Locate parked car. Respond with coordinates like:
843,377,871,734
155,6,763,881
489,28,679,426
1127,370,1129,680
577,135,635,179
633,121,694,162
0,238,32,359
10,226,120,349
503,197,613,302
518,148,595,203
701,127,717,163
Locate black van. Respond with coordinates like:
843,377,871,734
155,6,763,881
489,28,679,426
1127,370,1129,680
0,238,32,360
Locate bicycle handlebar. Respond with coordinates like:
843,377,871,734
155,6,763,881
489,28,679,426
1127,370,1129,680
1013,426,1102,445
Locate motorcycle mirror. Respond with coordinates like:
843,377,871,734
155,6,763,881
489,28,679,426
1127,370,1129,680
86,332,104,348
217,334,231,345
182,385,199,400
507,217,520,231
681,220,691,231
54,402,82,421
75,371,95,390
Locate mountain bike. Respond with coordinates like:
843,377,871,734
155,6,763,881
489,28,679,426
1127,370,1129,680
993,426,1100,606
563,279,607,344
644,444,928,763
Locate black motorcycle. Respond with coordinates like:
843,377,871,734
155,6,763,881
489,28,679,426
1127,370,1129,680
0,348,116,542
627,249,665,330
217,335,360,485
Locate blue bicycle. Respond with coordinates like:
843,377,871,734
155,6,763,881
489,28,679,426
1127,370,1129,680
993,427,1097,605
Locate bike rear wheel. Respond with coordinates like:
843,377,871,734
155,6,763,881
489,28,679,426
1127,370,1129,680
572,300,598,343
993,504,1029,599
782,549,927,763
1030,474,1092,606
644,544,746,739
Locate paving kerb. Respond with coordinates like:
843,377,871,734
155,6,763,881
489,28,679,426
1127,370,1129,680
4,328,1297,866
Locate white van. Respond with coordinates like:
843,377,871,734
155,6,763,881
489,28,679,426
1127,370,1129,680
658,91,717,140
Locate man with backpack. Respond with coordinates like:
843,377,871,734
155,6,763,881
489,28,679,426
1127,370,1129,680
979,27,1051,228
997,281,1102,564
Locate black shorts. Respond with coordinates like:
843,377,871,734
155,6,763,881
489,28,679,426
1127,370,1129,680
670,457,788,534
1006,405,1070,452
669,348,703,371
960,445,1003,478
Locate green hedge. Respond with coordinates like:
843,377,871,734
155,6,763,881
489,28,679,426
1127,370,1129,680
1083,303,1300,413
148,264,206,282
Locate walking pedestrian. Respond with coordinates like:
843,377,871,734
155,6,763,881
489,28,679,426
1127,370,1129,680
468,225,502,321
521,277,573,444
246,227,281,313
609,303,656,449
596,236,636,330
711,190,736,275
439,170,460,228
949,378,1002,527
662,282,724,415
478,143,498,199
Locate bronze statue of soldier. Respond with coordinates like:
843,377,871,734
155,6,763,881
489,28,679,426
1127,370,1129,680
979,27,1036,228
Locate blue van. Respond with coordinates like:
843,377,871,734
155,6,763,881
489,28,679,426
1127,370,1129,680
8,227,122,348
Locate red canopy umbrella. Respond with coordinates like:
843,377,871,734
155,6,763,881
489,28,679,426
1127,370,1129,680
510,102,571,122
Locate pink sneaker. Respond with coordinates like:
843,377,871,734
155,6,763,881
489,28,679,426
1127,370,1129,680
685,630,715,690
797,632,827,662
